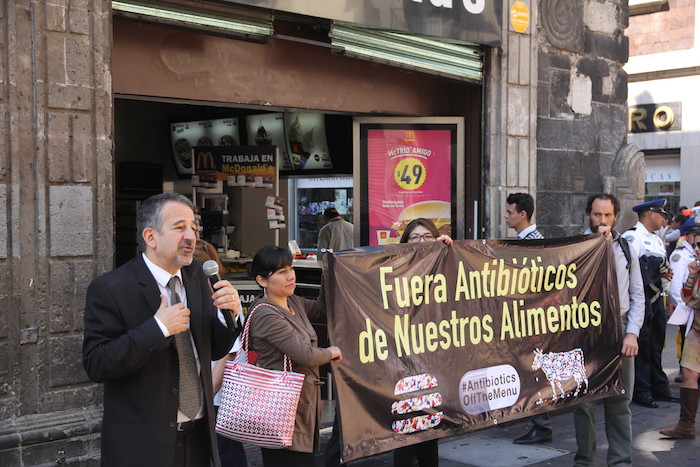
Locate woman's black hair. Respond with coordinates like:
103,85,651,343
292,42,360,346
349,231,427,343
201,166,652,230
399,218,439,244
249,245,293,281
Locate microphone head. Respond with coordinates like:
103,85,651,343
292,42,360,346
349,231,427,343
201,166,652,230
202,260,219,277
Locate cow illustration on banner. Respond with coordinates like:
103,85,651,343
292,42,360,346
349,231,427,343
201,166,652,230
324,235,622,462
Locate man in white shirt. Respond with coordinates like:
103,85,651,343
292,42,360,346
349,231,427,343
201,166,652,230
505,192,544,240
507,192,550,445
574,193,645,466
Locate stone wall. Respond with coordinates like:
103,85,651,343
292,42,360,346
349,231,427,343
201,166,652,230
536,0,641,237
0,1,112,464
628,0,696,56
484,0,539,239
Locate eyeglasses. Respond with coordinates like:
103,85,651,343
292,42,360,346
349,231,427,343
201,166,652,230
408,233,435,243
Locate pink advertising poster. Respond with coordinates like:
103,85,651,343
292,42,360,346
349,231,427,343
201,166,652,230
367,129,452,245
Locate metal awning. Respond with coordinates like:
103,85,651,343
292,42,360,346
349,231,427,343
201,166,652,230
112,0,273,42
330,22,483,83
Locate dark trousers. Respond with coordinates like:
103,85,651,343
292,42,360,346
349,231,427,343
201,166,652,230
173,419,210,467
393,439,439,467
216,433,247,466
214,406,248,466
324,411,342,467
260,448,315,467
634,299,671,398
531,413,551,431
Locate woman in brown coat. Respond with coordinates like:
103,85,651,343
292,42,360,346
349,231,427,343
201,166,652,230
248,246,342,466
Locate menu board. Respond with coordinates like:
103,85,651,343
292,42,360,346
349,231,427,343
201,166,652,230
170,118,240,176
284,112,333,170
245,113,293,171
366,128,453,245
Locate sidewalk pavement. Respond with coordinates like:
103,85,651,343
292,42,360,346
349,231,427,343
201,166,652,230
242,324,700,466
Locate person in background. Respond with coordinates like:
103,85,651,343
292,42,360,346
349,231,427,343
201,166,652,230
656,212,672,241
212,331,248,466
248,246,342,467
660,223,700,439
665,213,690,258
317,207,354,255
82,192,242,467
194,236,248,465
505,192,551,445
392,218,452,467
504,192,544,240
668,217,700,386
195,238,224,273
573,193,644,466
624,198,679,408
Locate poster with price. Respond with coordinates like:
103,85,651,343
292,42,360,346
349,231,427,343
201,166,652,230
366,128,454,245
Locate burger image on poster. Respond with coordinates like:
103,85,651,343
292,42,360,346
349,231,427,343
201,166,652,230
392,201,451,237
174,138,193,168
170,118,240,174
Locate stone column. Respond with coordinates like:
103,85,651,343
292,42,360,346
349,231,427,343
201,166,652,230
0,1,112,464
484,0,539,239
536,0,636,235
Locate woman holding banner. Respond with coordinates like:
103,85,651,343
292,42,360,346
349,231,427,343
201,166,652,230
248,246,343,466
661,230,700,439
394,218,452,466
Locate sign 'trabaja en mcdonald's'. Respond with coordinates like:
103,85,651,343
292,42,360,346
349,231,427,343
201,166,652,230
324,235,623,462
193,145,276,182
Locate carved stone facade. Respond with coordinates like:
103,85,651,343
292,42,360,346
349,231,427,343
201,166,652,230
534,0,638,236
0,1,112,464
484,0,540,239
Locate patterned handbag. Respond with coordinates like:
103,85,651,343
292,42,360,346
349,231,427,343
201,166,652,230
216,304,305,448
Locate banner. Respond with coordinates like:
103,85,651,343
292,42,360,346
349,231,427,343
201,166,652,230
366,128,453,245
325,235,622,462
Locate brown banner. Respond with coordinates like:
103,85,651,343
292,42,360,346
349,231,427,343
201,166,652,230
324,235,622,462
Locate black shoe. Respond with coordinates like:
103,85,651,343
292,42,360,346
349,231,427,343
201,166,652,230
654,391,681,403
513,427,553,445
632,396,659,408
675,373,683,383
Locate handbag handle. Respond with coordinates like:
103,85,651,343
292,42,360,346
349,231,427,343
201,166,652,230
242,303,294,372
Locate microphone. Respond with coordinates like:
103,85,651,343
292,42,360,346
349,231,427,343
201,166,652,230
202,260,222,289
202,260,239,329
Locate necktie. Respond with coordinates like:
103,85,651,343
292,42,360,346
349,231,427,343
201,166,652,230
167,276,202,420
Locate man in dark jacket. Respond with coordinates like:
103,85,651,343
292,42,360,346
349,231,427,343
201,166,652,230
83,192,241,466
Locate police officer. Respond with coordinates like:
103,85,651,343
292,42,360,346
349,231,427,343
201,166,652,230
624,198,680,408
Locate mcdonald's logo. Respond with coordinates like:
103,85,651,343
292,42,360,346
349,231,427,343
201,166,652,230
196,151,216,170
403,130,417,145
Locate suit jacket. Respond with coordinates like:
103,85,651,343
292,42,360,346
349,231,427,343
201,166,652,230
83,255,239,467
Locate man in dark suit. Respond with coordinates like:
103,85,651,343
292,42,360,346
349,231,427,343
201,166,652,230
83,192,241,467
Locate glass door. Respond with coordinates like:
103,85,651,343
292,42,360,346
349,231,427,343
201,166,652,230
289,177,354,254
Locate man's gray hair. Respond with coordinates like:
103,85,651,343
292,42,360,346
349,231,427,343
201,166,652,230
136,192,195,252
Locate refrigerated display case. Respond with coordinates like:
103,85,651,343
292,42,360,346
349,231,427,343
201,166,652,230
288,177,354,254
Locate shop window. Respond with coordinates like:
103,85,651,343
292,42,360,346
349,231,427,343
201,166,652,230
645,181,680,214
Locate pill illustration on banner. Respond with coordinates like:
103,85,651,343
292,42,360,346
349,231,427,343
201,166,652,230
391,373,443,434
